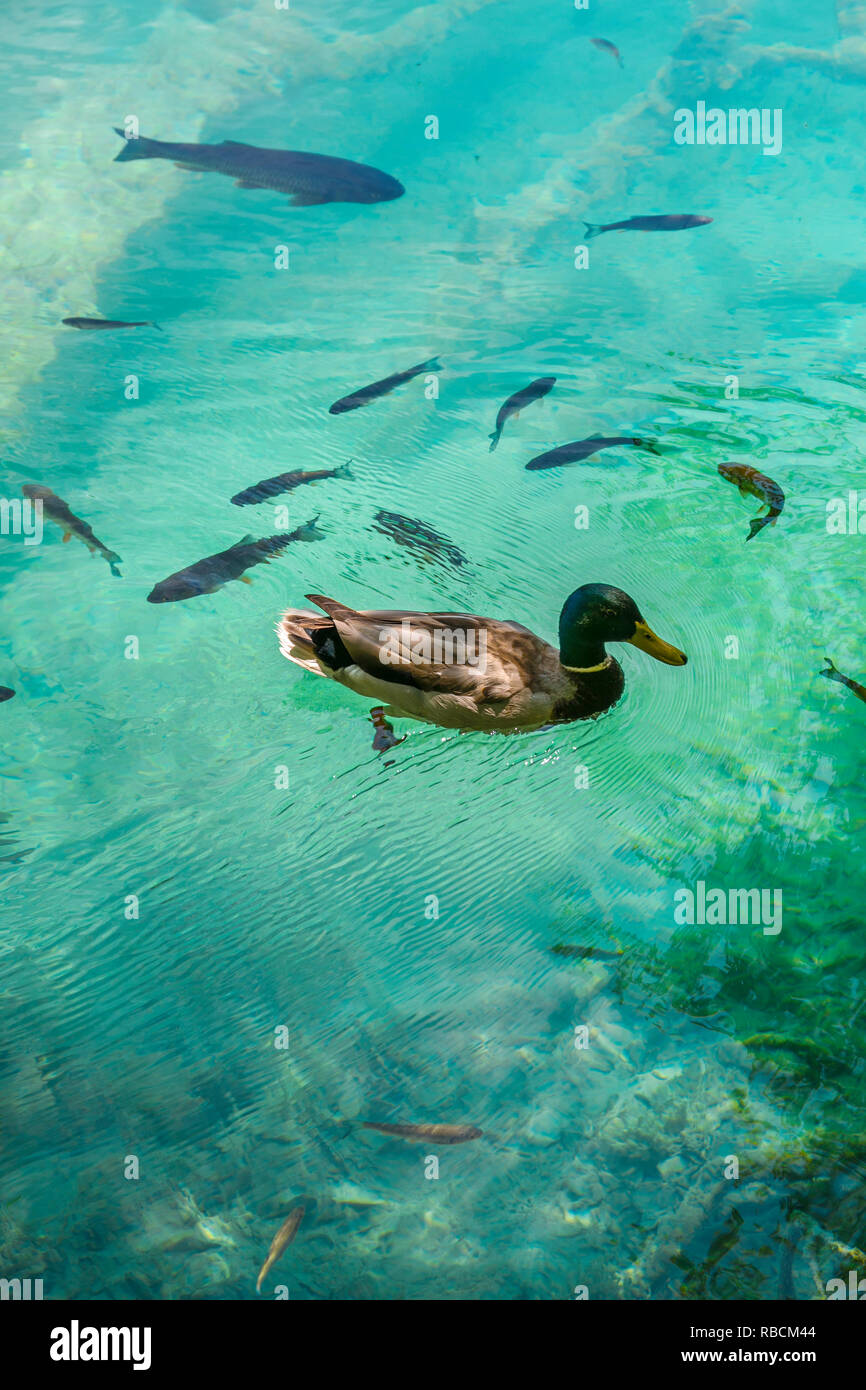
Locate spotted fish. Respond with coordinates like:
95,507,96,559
147,521,323,603
231,461,352,507
717,462,785,540
372,510,468,570
22,484,122,577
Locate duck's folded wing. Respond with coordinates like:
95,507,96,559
306,595,540,700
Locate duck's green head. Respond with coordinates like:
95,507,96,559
558,583,688,672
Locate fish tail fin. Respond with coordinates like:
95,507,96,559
820,658,840,682
297,515,325,541
336,459,354,478
252,533,294,559
113,128,156,162
746,516,771,541
150,322,163,331
420,356,441,373
488,431,500,452
583,222,603,240
634,436,661,455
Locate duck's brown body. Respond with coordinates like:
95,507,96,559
277,597,627,731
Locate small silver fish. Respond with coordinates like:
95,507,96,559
583,214,712,239
62,317,161,331
590,37,624,68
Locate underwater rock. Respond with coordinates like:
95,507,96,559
525,1107,563,1147
330,1182,389,1208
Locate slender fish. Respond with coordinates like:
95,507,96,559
362,1121,482,1145
489,376,556,451
717,462,785,540
113,128,404,206
329,358,440,414
525,436,659,471
231,460,352,507
0,687,14,703
372,510,468,569
22,484,122,577
551,944,624,961
147,521,322,603
590,37,624,68
583,214,712,239
62,317,161,331
255,1206,304,1293
820,658,866,704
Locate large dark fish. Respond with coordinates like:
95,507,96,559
525,436,659,471
231,460,352,507
489,376,556,452
113,128,404,206
22,484,122,577
255,1206,304,1293
820,658,866,704
372,510,468,570
0,687,14,703
583,214,712,239
717,462,785,540
362,1121,482,1145
329,358,440,414
590,37,624,68
62,317,161,331
147,520,322,603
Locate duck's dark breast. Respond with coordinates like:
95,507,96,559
552,659,625,723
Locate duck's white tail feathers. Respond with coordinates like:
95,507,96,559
276,607,329,675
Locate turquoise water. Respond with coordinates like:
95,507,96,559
2,0,865,1300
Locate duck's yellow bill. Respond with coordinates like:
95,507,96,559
627,620,688,666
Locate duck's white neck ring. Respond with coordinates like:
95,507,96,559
561,658,610,674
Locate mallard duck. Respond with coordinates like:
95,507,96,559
276,583,687,732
